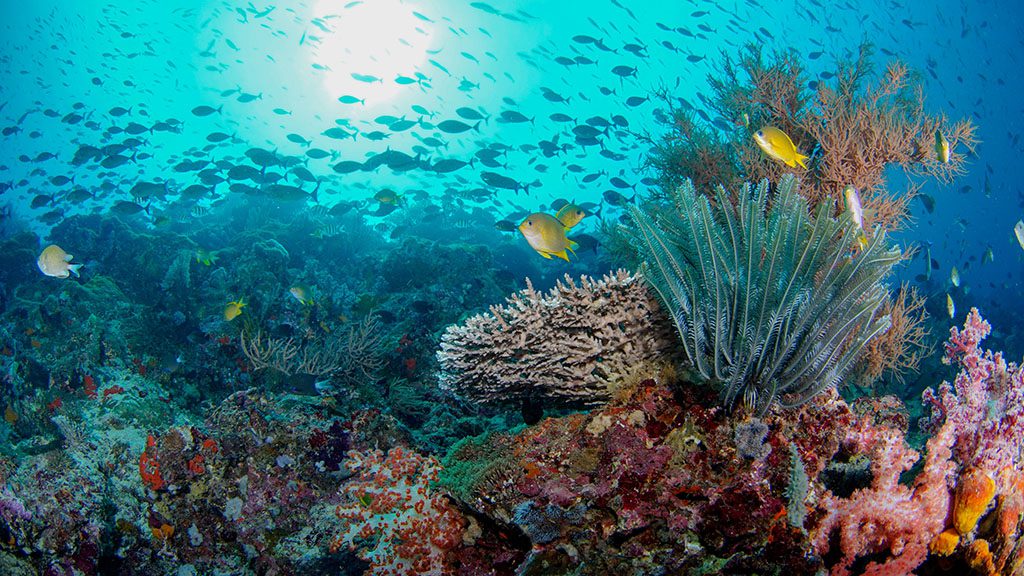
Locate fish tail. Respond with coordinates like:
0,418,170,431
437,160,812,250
795,153,809,169
68,263,83,278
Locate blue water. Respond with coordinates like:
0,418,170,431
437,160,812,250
1,0,1022,573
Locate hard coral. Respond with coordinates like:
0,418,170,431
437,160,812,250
437,270,677,407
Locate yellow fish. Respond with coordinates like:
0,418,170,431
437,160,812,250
196,249,219,266
935,130,950,164
518,213,578,261
374,189,403,205
946,293,955,319
951,266,960,288
753,126,809,169
289,284,314,305
37,244,83,278
224,299,246,321
843,185,868,250
555,204,587,230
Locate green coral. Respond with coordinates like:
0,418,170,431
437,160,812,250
625,175,901,414
438,431,517,503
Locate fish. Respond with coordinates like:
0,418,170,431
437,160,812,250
191,105,222,117
195,249,219,266
374,189,403,205
753,126,809,168
918,193,935,213
1014,220,1024,251
289,285,314,305
37,244,83,278
518,213,578,261
312,223,345,238
224,299,246,321
481,171,531,194
951,266,960,288
983,246,994,264
935,130,950,164
338,95,365,105
494,219,518,232
436,119,480,134
555,204,587,230
946,293,955,319
602,190,634,206
843,185,868,250
350,73,382,84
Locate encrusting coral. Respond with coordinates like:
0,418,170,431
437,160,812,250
436,269,677,407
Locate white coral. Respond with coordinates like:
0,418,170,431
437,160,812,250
437,270,675,406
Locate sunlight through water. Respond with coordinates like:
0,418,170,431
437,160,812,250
311,0,434,106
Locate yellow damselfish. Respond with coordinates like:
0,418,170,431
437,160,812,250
555,204,587,230
224,299,246,321
935,130,950,164
289,284,314,306
519,213,578,262
753,126,809,169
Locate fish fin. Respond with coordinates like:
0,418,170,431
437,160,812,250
567,240,579,254
554,250,569,262
64,254,74,262
795,153,809,169
68,263,83,278
538,251,552,259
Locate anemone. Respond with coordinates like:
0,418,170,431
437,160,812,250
626,174,900,414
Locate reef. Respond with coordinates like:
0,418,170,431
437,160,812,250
437,309,1024,575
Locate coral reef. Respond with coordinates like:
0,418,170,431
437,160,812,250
625,175,901,413
437,270,677,407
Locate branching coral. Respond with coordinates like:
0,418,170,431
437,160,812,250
625,175,901,413
240,316,385,384
651,42,978,234
857,283,931,387
436,270,677,407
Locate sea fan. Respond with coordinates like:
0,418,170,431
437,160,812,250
626,174,900,414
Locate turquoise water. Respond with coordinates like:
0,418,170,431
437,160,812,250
0,0,1021,574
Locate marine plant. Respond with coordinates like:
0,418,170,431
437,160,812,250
625,174,901,413
649,42,978,234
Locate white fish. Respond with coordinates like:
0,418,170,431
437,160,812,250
946,293,955,319
843,185,867,250
1015,220,1024,251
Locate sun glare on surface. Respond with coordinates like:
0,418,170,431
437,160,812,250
311,0,434,106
